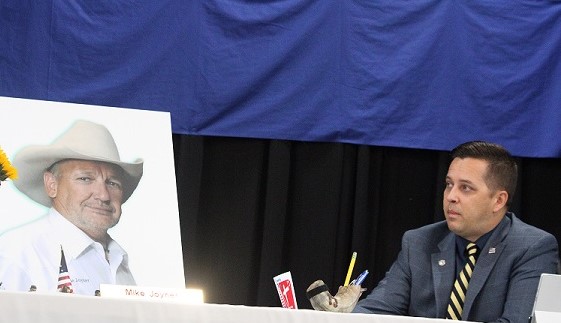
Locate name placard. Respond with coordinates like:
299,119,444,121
100,284,204,304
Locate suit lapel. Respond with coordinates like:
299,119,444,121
461,215,511,320
432,232,457,318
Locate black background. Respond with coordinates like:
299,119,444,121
173,135,561,309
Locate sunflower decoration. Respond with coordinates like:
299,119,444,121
0,146,18,185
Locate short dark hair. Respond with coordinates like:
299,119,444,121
450,141,518,206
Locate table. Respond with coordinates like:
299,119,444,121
0,290,447,323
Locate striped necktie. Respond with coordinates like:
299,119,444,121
446,242,480,320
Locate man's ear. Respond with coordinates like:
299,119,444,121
44,172,58,198
493,190,508,213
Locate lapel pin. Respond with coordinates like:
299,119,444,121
438,260,446,266
488,247,496,254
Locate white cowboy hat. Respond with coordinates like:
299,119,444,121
13,120,144,207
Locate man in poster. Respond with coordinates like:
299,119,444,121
0,120,143,295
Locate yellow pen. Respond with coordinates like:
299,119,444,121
344,252,357,286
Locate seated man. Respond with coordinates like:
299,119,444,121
353,141,559,322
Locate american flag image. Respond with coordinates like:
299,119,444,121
57,246,73,293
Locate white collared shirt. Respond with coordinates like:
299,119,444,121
0,208,135,295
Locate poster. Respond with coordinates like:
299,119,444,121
0,96,185,290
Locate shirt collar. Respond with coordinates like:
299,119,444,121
46,208,128,262
455,223,496,258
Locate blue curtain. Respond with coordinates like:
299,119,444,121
1,1,560,157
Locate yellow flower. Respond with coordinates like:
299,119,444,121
0,146,18,182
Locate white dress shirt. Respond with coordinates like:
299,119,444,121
0,208,135,295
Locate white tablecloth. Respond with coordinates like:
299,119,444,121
0,290,450,323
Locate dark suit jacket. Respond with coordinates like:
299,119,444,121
353,213,559,323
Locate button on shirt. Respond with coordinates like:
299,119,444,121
0,208,135,295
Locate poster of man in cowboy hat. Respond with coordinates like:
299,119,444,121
0,96,185,295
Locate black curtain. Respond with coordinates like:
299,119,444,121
172,134,561,309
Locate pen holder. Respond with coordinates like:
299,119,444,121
306,280,364,313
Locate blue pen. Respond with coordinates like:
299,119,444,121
351,270,369,285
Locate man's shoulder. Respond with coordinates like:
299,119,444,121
506,213,557,243
0,215,50,251
401,220,450,246
404,220,448,236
